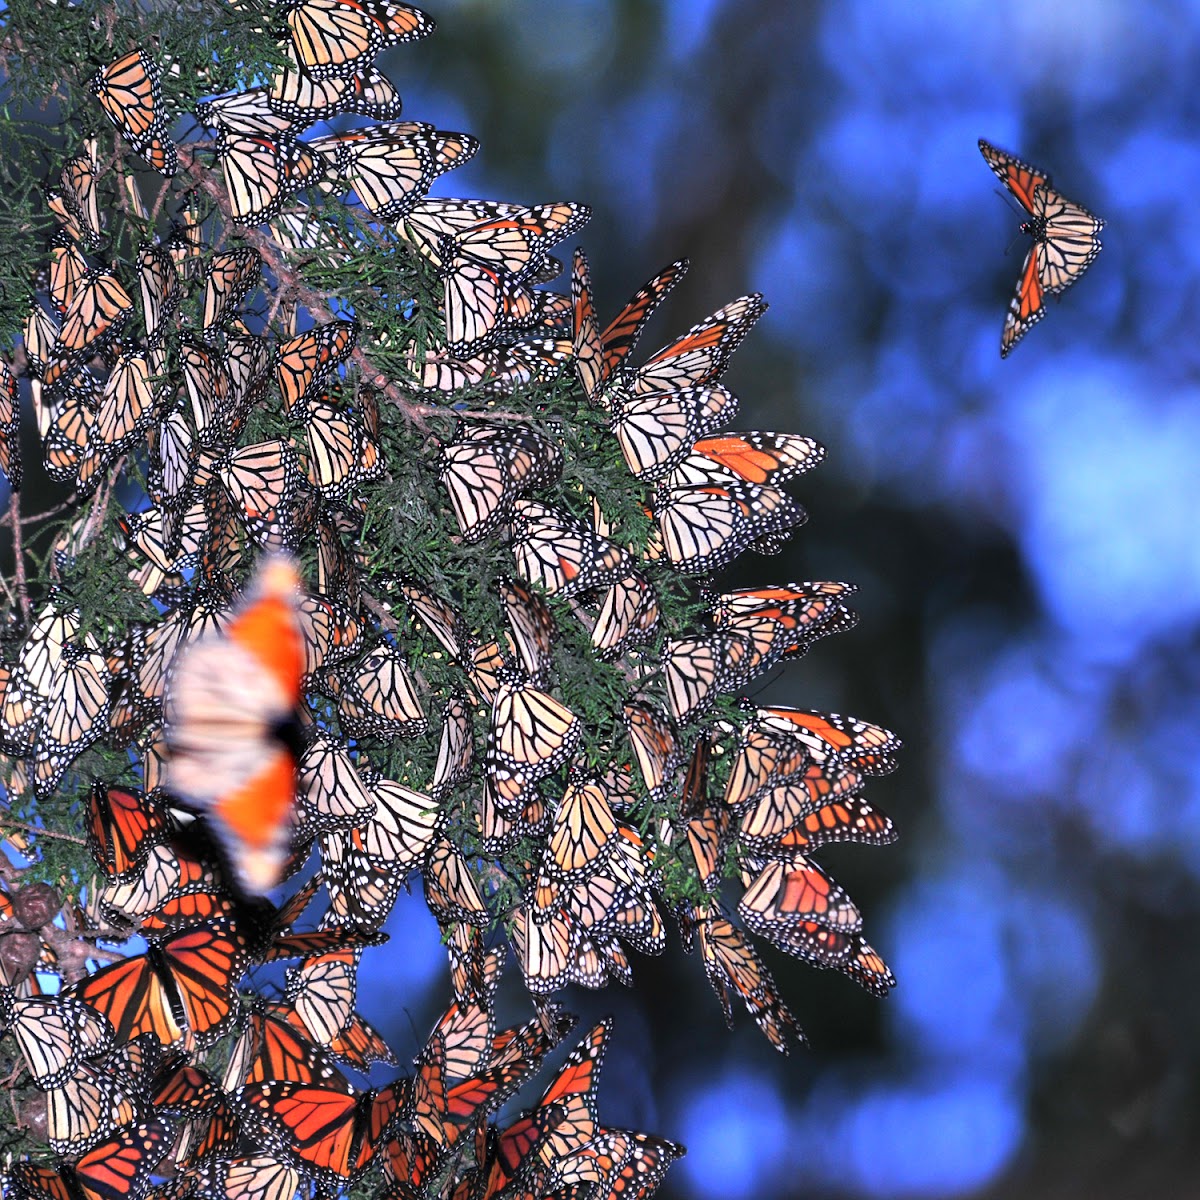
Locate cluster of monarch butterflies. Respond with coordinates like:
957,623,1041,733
0,820,680,1200
0,1,919,1193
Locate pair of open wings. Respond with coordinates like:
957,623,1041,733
979,138,1105,357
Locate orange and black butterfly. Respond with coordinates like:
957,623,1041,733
738,855,861,941
284,0,436,82
755,707,901,777
85,784,171,879
7,1119,171,1200
571,249,688,409
439,424,563,543
275,320,358,417
623,294,766,396
678,901,804,1053
0,355,20,489
235,1074,404,1187
164,555,305,894
91,49,178,175
509,501,633,598
738,792,896,858
217,133,321,225
67,916,251,1050
979,138,1104,357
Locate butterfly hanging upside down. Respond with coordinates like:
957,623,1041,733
979,138,1105,358
164,554,306,895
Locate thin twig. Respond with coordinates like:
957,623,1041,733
0,818,87,847
0,497,76,527
8,488,30,622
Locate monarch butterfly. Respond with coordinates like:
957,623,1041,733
32,637,112,797
218,440,301,546
275,320,358,417
226,331,276,417
196,88,297,137
0,358,20,491
68,916,251,1050
41,381,95,488
723,721,825,811
91,49,178,175
668,430,825,490
280,948,358,1047
495,576,557,686
528,1020,608,1167
844,938,896,996
7,1119,170,1200
445,203,591,278
438,203,589,353
660,631,750,725
301,398,380,498
332,643,426,740
431,692,473,800
97,838,231,935
608,384,739,482
321,774,443,927
293,731,376,839
485,665,581,814
738,855,861,944
311,123,477,221
274,63,405,122
23,305,58,388
508,501,633,598
979,139,1105,357
200,247,261,332
440,425,563,544
185,1153,303,1200
224,1002,346,1090
423,837,488,927
85,784,170,878
46,154,103,248
739,792,896,857
235,1077,404,1186
87,352,158,463
755,707,901,776
678,901,804,1053
715,582,859,661
538,773,621,887
571,249,688,409
625,294,766,396
589,571,660,661
651,481,806,575
672,736,727,893
284,0,435,81
0,992,113,1088
217,133,321,225
623,702,681,803
164,555,304,895
42,270,135,391
2,605,79,747
199,68,404,137
48,234,89,316
397,196,528,258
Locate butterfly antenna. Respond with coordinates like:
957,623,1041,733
1003,231,1025,259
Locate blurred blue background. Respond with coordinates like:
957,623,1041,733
356,2,1200,1197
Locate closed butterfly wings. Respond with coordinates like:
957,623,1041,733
979,138,1104,357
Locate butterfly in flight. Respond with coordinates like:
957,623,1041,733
979,138,1105,357
164,554,305,894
